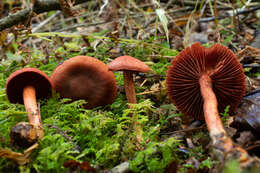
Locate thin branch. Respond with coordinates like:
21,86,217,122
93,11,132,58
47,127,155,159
0,0,89,32
33,0,87,13
0,8,31,31
199,5,260,23
32,11,60,33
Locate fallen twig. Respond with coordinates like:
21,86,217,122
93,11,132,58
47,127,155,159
31,11,61,33
46,124,81,152
0,0,88,32
198,5,260,23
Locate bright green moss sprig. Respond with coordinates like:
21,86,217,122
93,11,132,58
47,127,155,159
130,137,180,173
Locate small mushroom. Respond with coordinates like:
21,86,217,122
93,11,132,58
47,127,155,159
6,68,52,148
109,56,150,144
50,56,117,108
166,43,246,154
108,56,150,105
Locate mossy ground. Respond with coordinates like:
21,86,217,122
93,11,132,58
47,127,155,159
0,33,216,172
0,0,260,172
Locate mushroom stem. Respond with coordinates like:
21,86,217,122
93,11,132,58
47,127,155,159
199,73,233,152
123,71,137,105
23,85,42,127
123,71,142,142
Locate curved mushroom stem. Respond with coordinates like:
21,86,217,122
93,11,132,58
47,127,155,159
123,71,137,105
199,73,234,152
23,85,42,127
199,74,250,163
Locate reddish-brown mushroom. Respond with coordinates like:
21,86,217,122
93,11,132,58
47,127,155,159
108,56,150,105
50,56,117,108
6,68,52,147
166,43,245,153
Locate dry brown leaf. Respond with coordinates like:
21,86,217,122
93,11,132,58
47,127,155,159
63,160,97,172
236,46,260,62
246,77,260,93
0,143,39,165
0,31,8,46
58,0,79,17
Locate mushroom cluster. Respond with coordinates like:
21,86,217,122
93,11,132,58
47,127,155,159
5,56,119,147
4,43,248,166
166,43,246,154
6,68,52,148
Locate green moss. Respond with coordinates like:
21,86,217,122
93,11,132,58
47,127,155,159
0,31,218,172
130,137,180,173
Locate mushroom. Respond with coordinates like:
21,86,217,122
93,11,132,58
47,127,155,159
108,56,150,144
166,43,246,154
108,56,150,106
6,68,52,148
50,56,117,108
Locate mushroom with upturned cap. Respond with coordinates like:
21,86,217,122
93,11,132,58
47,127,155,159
166,43,246,156
50,56,117,108
6,68,52,148
108,56,150,106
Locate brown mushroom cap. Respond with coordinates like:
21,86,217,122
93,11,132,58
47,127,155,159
108,56,150,73
166,43,245,120
6,68,52,104
50,56,117,108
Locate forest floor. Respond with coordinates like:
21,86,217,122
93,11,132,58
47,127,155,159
0,0,260,172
